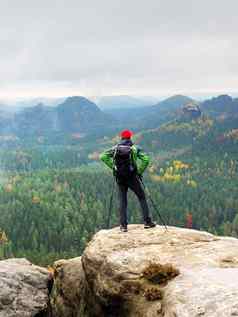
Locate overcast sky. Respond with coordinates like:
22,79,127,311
0,0,238,99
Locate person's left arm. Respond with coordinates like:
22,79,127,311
99,148,115,169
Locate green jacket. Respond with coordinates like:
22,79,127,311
99,141,150,175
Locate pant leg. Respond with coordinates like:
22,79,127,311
128,175,150,222
117,182,128,225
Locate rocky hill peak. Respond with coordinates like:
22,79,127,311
58,96,100,111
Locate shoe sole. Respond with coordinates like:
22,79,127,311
144,225,156,229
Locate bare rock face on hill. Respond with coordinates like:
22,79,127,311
182,102,202,119
0,258,50,317
52,225,238,317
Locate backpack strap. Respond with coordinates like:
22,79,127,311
112,145,119,173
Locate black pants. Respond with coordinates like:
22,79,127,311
117,174,150,225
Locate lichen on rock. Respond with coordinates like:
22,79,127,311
141,262,180,285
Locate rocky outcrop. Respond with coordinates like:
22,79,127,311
51,225,238,316
50,257,87,317
182,102,202,119
1,226,238,316
0,258,50,317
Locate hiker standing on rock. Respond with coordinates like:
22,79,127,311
100,129,156,232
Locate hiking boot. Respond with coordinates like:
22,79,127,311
120,224,128,232
144,221,156,229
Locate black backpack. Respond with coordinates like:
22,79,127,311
113,144,136,179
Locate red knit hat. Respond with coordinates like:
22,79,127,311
120,129,133,139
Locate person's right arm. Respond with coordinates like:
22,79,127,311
136,148,150,175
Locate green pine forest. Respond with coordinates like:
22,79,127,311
0,113,238,266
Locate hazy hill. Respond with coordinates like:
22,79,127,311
137,95,195,129
57,96,110,133
0,95,195,138
0,96,115,140
96,95,158,110
0,104,18,118
14,103,56,137
0,104,17,135
9,97,65,109
201,95,238,117
153,94,194,112
1,93,237,146
133,94,238,158
104,94,195,130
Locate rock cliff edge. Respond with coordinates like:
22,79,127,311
51,225,238,317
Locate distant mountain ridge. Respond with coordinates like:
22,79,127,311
105,94,238,131
133,95,195,130
137,94,238,156
0,94,195,138
14,103,56,138
201,94,238,117
0,94,237,143
0,96,112,138
153,94,194,111
103,94,195,129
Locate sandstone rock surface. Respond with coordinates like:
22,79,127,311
52,225,238,317
0,258,50,317
51,257,87,317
